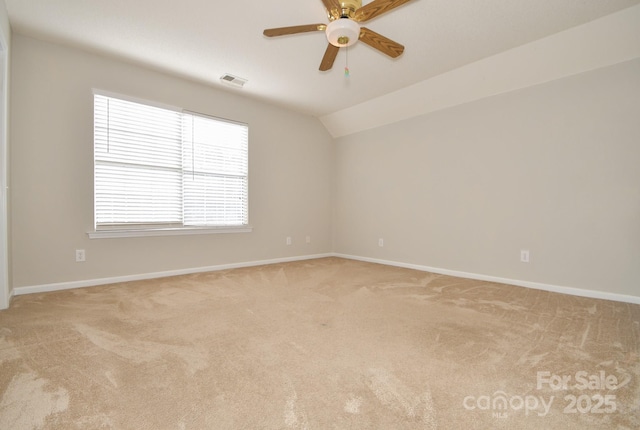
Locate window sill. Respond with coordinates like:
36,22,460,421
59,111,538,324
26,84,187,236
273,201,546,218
88,225,253,239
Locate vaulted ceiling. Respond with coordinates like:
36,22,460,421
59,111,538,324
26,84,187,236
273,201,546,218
6,0,640,118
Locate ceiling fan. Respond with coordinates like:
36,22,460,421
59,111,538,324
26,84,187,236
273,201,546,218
263,0,413,71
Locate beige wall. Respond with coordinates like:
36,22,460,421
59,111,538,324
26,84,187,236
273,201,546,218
334,58,640,298
10,34,334,288
9,32,640,300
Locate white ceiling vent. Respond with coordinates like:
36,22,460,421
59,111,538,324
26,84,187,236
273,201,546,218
220,74,247,88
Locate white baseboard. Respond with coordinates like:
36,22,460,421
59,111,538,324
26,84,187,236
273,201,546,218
334,253,640,305
12,252,640,305
13,253,334,296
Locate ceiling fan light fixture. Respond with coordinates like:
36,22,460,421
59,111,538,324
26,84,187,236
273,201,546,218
325,18,360,48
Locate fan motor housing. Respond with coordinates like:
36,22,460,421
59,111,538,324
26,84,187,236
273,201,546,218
330,0,362,19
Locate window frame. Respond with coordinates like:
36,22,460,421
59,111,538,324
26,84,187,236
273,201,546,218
89,90,251,239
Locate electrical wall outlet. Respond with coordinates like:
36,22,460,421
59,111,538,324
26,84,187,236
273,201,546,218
75,249,86,262
305,236,311,244
378,238,384,247
286,237,292,246
520,249,530,263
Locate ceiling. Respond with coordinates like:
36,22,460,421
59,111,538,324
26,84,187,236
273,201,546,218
5,0,640,117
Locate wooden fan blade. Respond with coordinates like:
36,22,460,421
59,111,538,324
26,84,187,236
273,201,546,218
355,0,413,22
359,27,404,58
263,24,326,37
319,44,340,71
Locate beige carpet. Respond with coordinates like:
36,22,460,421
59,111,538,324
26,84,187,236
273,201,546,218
0,257,638,429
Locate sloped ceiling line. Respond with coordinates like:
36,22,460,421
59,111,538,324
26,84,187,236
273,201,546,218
321,4,640,138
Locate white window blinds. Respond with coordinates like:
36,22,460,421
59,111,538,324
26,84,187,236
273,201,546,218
182,112,249,226
94,93,248,228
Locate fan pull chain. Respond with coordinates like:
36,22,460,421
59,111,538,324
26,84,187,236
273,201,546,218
344,45,350,77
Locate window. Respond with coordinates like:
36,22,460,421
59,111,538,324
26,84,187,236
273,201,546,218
92,91,249,237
